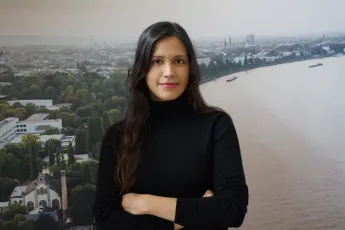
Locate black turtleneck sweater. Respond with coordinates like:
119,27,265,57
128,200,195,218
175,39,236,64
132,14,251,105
93,94,249,230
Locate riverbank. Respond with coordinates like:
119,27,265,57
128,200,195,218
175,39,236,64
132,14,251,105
199,53,343,85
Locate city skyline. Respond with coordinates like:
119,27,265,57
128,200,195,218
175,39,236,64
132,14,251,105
0,0,344,43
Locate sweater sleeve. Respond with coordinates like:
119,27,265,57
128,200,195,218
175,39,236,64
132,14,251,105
92,126,155,230
174,113,249,229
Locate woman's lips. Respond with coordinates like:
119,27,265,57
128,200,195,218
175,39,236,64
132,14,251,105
159,82,179,88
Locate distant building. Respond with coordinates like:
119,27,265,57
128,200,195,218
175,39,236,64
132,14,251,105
38,134,75,151
0,201,9,213
15,118,62,135
0,82,12,87
42,153,89,165
9,167,61,213
7,100,53,108
245,34,255,47
1,114,62,148
10,134,75,151
46,103,72,111
0,117,18,142
26,113,50,121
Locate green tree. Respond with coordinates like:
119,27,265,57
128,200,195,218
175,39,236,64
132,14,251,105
44,86,57,102
33,214,59,230
0,143,30,181
43,138,60,163
67,142,75,166
108,109,123,124
2,203,27,221
75,128,88,155
21,134,40,180
25,84,41,99
101,111,113,133
42,127,60,135
17,219,34,230
87,116,103,150
91,141,101,160
68,184,96,226
0,178,20,202
0,221,17,230
75,88,95,107
0,152,22,179
57,112,77,128
55,147,64,166
24,103,36,118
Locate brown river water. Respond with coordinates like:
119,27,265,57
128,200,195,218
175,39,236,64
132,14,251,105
200,56,345,230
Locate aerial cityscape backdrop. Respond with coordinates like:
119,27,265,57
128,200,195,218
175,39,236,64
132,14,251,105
0,0,344,229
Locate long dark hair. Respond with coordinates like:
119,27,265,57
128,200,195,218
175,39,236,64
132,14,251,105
115,21,221,193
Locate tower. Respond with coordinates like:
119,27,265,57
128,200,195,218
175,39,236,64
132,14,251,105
60,170,68,222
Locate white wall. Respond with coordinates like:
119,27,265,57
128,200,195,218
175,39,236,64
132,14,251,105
16,119,62,134
24,190,36,211
7,100,53,108
10,197,23,205
0,118,18,142
24,186,61,210
50,190,61,209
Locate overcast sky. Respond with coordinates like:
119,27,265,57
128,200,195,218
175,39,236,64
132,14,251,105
0,0,344,42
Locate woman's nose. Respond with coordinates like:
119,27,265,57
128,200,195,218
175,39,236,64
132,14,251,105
163,63,175,78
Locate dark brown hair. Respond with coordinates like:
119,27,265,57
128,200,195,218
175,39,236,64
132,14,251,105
115,21,221,193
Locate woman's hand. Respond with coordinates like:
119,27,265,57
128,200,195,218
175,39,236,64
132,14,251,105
121,193,149,215
174,190,214,230
121,189,214,229
202,190,214,198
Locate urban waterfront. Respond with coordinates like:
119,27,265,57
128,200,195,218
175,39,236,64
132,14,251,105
201,55,345,230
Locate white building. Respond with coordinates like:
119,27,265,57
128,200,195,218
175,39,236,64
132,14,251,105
42,153,89,165
26,113,50,121
39,134,75,151
0,117,19,148
9,167,61,213
0,117,18,142
10,134,75,152
46,103,72,111
16,119,62,134
7,100,53,108
0,201,9,213
60,135,76,151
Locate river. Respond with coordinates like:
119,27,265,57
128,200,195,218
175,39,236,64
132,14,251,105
200,56,345,230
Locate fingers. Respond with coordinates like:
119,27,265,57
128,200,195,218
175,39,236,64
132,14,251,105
202,190,214,197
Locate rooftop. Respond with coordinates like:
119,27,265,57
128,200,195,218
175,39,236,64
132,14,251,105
7,100,53,106
0,117,18,129
26,113,50,121
10,185,27,198
17,119,61,124
0,201,9,208
0,82,12,86
39,134,64,142
10,134,64,144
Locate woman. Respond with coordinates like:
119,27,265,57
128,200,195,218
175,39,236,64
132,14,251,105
93,21,249,230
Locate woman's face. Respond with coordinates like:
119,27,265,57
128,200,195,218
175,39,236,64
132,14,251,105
146,36,189,101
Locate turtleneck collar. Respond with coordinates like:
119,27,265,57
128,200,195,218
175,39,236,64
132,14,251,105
149,92,193,118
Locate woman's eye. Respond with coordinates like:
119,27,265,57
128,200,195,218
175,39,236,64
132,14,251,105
152,59,161,64
176,59,184,64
